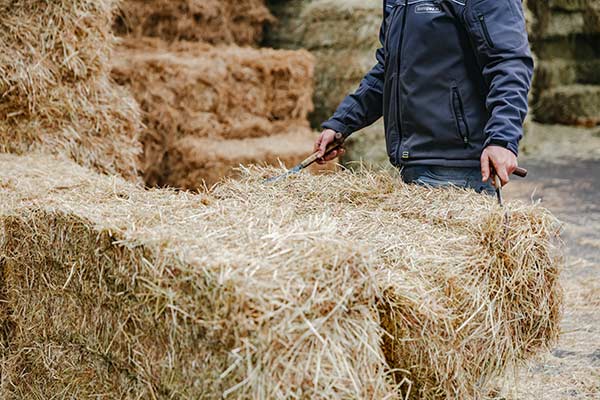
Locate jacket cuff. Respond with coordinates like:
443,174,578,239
484,138,519,157
321,119,354,138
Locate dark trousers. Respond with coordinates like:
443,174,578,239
401,165,495,195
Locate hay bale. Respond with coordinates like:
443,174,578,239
533,59,600,94
265,0,381,126
0,0,142,180
0,0,115,99
535,84,600,126
0,153,562,399
341,119,390,170
1,341,140,399
546,0,590,11
0,77,142,181
167,127,329,188
114,0,275,46
528,0,600,39
111,38,315,186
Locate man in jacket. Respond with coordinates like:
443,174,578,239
314,0,533,193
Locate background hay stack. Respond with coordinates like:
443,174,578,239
267,0,381,126
528,0,600,126
0,153,562,399
113,0,323,188
114,0,275,45
266,0,388,169
0,0,142,180
112,38,316,188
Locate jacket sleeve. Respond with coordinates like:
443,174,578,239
321,3,388,137
463,0,534,156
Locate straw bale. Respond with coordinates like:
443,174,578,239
266,0,381,125
546,0,590,11
533,59,600,94
267,0,380,51
0,153,562,399
528,0,600,39
0,0,143,180
114,0,275,46
112,38,314,140
0,77,141,180
166,127,331,188
0,0,115,101
111,38,315,185
1,341,142,399
535,84,600,126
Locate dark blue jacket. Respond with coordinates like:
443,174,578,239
322,0,534,167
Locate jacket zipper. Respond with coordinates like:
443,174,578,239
395,0,410,164
452,87,470,145
478,15,495,48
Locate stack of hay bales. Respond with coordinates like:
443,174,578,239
0,155,561,399
0,153,563,399
112,38,316,188
528,0,600,126
267,0,381,127
113,0,321,188
114,0,275,45
0,0,142,181
266,0,390,169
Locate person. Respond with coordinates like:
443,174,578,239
314,0,533,194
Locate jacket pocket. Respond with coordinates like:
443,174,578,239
472,0,528,51
477,14,495,48
384,73,399,160
451,87,470,145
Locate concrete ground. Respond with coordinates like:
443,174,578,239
501,128,600,399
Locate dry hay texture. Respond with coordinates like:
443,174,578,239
0,154,563,399
169,129,329,190
527,0,600,126
527,0,600,39
0,0,142,180
114,0,275,46
266,0,381,126
535,84,600,126
112,38,316,187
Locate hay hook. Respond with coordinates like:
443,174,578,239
494,167,528,206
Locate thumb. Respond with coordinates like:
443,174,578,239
481,151,491,182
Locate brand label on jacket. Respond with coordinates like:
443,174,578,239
415,3,442,14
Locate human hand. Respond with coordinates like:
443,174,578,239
314,129,345,165
481,146,518,187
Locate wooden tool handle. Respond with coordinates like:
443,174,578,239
513,167,528,178
301,133,345,168
493,166,528,182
